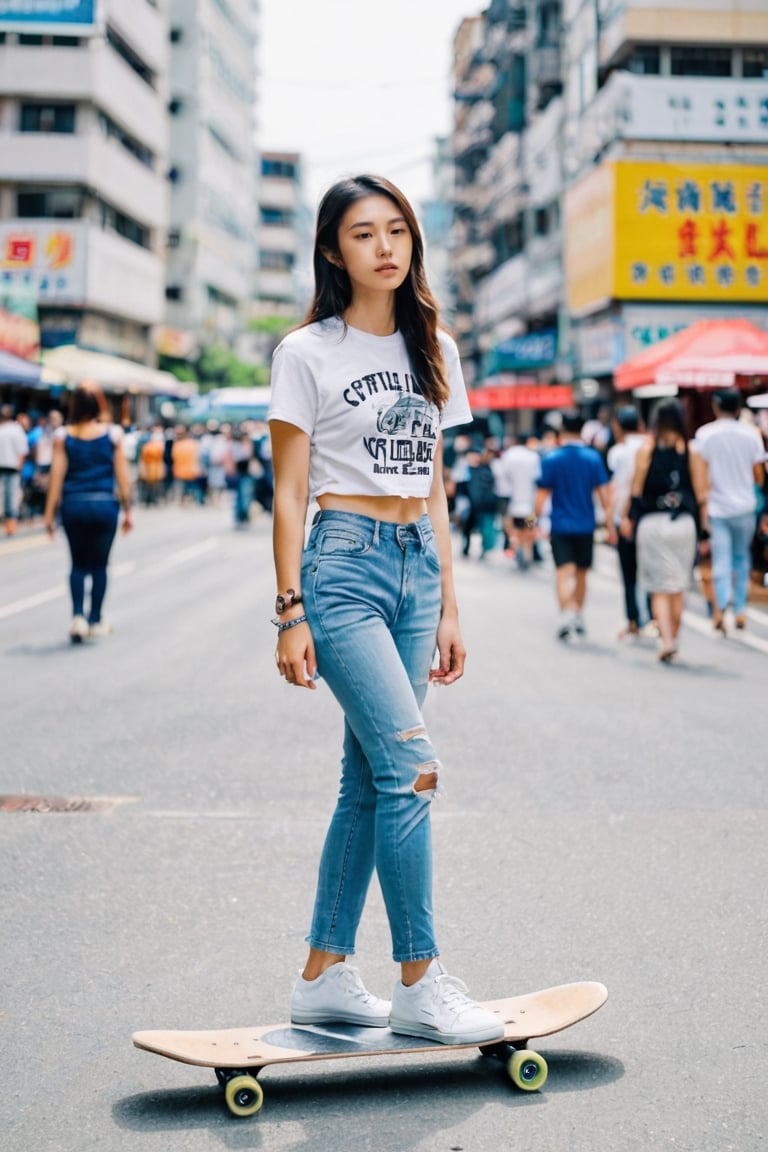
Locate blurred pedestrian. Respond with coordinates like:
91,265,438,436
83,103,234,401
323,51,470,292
493,436,541,569
608,406,651,637
230,429,254,527
138,424,166,506
171,424,202,503
268,173,503,1046
624,400,708,663
692,389,765,633
535,410,615,640
0,404,29,535
44,382,133,642
461,443,498,558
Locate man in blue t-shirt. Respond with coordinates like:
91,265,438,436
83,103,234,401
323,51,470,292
535,410,615,639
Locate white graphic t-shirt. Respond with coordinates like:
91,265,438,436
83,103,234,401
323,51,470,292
268,319,472,501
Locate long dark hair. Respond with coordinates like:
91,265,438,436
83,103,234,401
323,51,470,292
302,174,450,409
652,400,687,442
68,381,110,424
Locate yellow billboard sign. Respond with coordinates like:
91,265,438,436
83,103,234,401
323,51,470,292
566,161,768,310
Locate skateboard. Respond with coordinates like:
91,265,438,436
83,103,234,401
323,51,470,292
132,980,607,1118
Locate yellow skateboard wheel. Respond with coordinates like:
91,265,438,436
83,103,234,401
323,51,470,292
224,1074,264,1117
507,1049,548,1091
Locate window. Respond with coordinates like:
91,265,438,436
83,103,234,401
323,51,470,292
743,48,768,78
20,103,76,133
17,188,81,217
260,207,293,227
165,286,183,301
98,111,154,169
100,200,150,249
260,250,294,271
169,27,183,43
168,98,184,116
106,25,155,87
670,46,732,77
261,158,297,180
627,45,660,75
167,229,181,249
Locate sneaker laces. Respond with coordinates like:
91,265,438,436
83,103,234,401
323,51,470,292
432,972,476,1018
337,965,381,1006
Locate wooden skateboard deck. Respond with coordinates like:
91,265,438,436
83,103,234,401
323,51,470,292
133,980,607,1117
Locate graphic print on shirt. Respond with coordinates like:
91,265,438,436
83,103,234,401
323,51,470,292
343,368,437,480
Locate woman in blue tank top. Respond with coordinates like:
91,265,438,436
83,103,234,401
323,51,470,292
44,382,133,642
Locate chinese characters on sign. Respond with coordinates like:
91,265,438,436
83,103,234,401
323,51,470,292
615,162,768,302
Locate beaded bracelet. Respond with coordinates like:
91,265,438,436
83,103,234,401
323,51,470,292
272,613,308,633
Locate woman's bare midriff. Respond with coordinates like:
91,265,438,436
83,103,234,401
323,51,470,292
317,493,428,524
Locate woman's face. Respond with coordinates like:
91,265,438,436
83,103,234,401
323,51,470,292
331,194,413,296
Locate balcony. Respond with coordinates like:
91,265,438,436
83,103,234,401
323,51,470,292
599,0,768,70
529,44,561,89
1,133,168,229
0,41,167,157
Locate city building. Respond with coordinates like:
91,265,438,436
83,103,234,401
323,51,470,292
447,0,768,420
0,0,171,364
562,0,768,404
451,0,568,429
161,0,259,364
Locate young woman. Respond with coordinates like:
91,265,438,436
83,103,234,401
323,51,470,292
45,382,133,641
622,400,708,662
268,175,503,1045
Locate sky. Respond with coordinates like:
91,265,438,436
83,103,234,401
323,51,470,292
257,0,484,212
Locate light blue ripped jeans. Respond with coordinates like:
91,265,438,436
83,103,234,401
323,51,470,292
301,509,443,964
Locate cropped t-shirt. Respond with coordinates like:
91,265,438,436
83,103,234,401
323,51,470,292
267,319,472,501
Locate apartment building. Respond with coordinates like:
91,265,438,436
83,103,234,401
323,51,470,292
162,0,258,361
451,0,566,409
0,1,170,363
563,0,768,397
449,0,768,408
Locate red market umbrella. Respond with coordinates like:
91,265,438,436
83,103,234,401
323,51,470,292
614,318,768,392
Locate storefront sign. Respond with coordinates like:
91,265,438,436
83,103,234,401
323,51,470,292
615,161,768,301
469,383,574,411
0,284,39,360
0,1,102,35
0,221,86,305
493,329,558,370
566,161,768,309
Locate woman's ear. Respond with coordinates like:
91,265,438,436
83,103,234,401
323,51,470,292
320,246,344,270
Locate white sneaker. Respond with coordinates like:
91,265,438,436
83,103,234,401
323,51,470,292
69,616,89,644
290,963,391,1027
389,960,504,1045
88,619,112,638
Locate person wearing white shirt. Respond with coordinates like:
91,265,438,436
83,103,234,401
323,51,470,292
693,389,766,632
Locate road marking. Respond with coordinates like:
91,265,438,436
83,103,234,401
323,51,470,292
141,536,219,574
0,533,49,556
0,561,135,620
0,535,219,619
0,585,65,619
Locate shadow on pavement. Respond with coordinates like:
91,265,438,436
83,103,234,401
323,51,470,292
114,1049,624,1146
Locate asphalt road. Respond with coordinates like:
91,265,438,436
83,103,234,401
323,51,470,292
1,502,766,1152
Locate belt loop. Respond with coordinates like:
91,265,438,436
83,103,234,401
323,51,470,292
373,519,380,546
416,517,427,549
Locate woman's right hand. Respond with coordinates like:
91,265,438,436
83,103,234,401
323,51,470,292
275,622,317,689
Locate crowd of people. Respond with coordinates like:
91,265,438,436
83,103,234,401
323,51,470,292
0,407,274,535
2,385,766,663
445,393,768,661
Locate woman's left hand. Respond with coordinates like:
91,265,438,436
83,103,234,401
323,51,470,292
429,615,466,686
